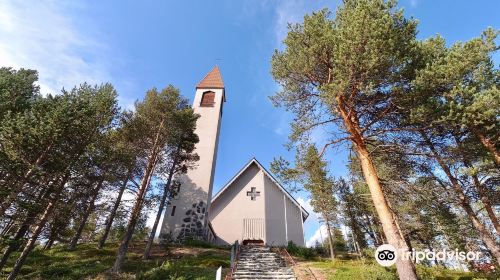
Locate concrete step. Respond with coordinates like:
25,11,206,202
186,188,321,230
234,278,295,280
236,269,289,272
232,246,296,280
238,261,285,265
233,274,295,279
234,271,293,274
233,276,296,280
234,274,295,278
236,265,289,269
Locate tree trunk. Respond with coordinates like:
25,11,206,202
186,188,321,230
324,217,335,262
421,131,500,265
0,221,32,271
7,171,69,280
356,146,419,278
111,160,155,272
346,199,366,250
363,214,380,245
0,216,16,236
336,96,418,280
0,188,49,270
387,198,414,252
112,121,164,273
351,231,362,257
144,153,179,259
98,171,131,249
470,126,500,165
470,173,500,235
0,143,52,217
453,134,500,234
44,236,55,250
69,179,104,250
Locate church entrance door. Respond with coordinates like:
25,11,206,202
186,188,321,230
242,218,264,244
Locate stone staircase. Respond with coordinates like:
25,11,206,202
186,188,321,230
232,246,296,280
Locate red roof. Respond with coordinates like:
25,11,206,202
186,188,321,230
196,66,224,89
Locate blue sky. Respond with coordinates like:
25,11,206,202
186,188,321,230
1,0,498,246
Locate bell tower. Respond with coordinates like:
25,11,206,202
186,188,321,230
160,66,225,241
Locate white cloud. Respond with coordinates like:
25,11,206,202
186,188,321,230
298,196,350,247
0,1,113,95
297,196,325,247
306,224,328,247
297,197,317,223
306,224,350,248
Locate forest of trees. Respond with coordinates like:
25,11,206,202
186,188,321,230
0,1,498,280
0,67,200,279
270,0,498,279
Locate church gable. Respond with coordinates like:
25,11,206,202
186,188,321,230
209,158,308,246
209,162,265,221
211,158,309,220
208,161,266,244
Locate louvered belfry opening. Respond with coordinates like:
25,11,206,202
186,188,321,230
200,91,215,107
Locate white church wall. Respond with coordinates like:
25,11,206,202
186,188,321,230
285,198,305,246
264,172,305,246
209,164,266,245
263,174,288,246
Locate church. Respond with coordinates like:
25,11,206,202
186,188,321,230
160,67,308,246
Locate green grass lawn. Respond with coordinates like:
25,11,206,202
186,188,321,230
304,257,498,280
0,242,230,280
1,244,498,280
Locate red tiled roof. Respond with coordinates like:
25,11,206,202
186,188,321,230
196,66,224,89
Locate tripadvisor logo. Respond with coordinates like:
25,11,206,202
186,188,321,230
375,244,397,267
375,244,482,266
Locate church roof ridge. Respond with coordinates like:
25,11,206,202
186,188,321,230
211,158,309,220
196,66,224,89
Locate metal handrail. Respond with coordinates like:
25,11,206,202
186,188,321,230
224,241,241,280
280,247,296,267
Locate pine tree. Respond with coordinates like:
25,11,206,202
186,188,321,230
111,86,197,272
301,146,338,261
397,30,500,264
272,145,339,261
5,83,118,279
143,103,199,259
271,1,419,278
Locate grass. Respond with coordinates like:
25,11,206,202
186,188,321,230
303,257,498,280
286,245,498,280
1,243,497,279
0,242,231,280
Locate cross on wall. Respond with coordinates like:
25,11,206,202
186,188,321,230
246,187,260,201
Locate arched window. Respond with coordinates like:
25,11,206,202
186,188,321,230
200,91,215,107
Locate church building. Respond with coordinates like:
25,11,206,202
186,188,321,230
160,67,308,246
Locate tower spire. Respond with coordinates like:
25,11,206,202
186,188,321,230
197,66,224,89
160,66,226,242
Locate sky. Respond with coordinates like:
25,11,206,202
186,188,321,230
1,0,499,247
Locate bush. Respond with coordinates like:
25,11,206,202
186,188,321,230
184,238,216,248
286,241,319,260
138,261,187,280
